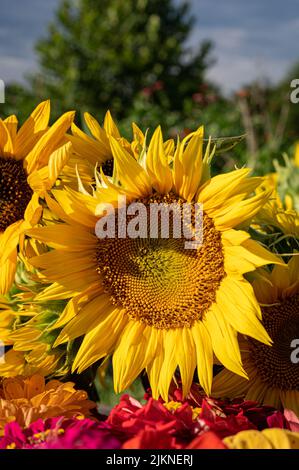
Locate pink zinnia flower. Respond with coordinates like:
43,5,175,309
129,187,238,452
0,417,120,449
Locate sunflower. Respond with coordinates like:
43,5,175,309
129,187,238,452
0,306,70,379
212,255,299,415
0,273,70,378
27,125,280,401
255,191,299,239
224,428,299,449
60,110,146,188
252,173,299,252
0,101,74,294
0,374,95,433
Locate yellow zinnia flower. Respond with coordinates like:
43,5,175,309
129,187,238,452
224,428,299,449
0,374,95,433
0,101,74,294
28,125,280,401
212,255,299,415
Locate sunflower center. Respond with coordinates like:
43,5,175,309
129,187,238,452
249,293,299,390
0,157,33,231
96,193,225,329
101,158,114,177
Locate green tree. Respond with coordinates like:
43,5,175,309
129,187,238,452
33,0,213,119
0,83,37,123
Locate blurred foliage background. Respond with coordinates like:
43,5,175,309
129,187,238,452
1,0,299,176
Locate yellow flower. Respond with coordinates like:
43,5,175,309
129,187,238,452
61,110,146,188
224,428,299,449
212,255,299,415
0,316,69,379
28,125,280,401
163,400,202,419
254,176,299,239
0,101,74,294
257,196,299,238
0,288,70,378
0,374,95,433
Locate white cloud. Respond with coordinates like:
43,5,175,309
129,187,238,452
0,56,36,83
206,56,291,94
189,14,299,92
189,26,247,52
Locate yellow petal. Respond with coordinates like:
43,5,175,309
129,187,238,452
27,224,97,251
204,304,247,378
196,169,251,210
217,276,271,342
214,189,272,230
109,136,151,197
224,430,272,449
47,141,72,188
173,129,204,201
0,220,23,262
84,112,110,151
25,111,75,174
176,328,196,397
15,100,50,159
224,239,284,275
146,334,164,399
104,110,121,138
0,249,17,295
52,188,98,228
55,295,114,345
263,429,299,449
146,126,172,194
221,229,250,246
34,281,80,301
113,323,158,392
191,321,213,395
68,129,108,165
4,115,18,147
24,193,42,226
29,249,96,280
0,120,14,156
158,329,179,401
73,308,126,373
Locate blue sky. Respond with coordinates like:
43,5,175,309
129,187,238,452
0,0,298,93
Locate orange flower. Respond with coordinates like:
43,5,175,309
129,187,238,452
0,374,95,434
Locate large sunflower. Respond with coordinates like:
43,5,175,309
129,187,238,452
212,255,299,415
28,125,280,400
0,101,74,294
